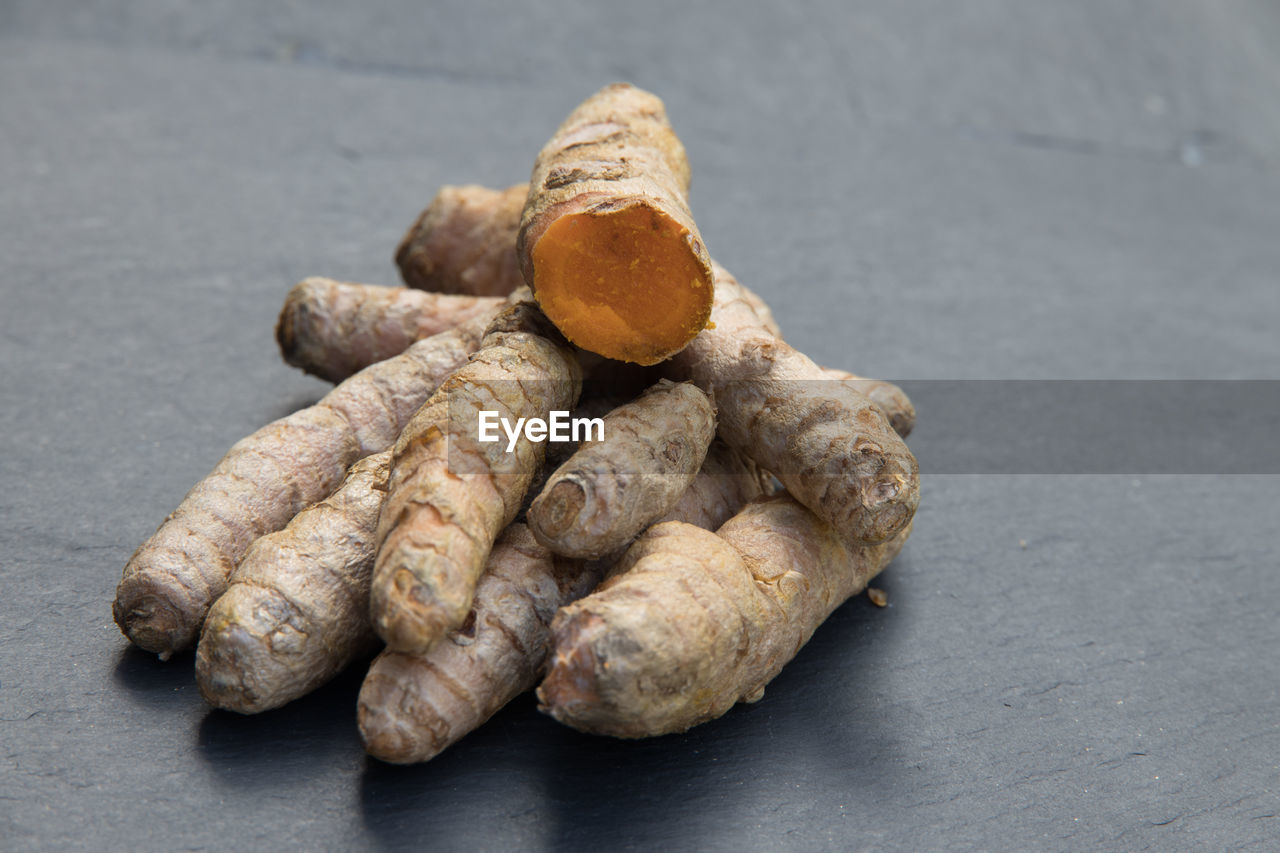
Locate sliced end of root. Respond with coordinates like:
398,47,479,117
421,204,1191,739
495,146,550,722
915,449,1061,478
530,203,712,365
113,590,191,659
527,479,589,552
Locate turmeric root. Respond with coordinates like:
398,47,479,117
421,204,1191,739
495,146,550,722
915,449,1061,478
395,184,527,296
370,294,582,655
527,379,716,559
358,524,595,764
195,452,390,713
113,318,488,659
667,263,919,546
357,440,768,763
266,270,914,543
537,494,911,737
273,274,668,390
518,83,714,365
276,277,502,382
401,182,788,340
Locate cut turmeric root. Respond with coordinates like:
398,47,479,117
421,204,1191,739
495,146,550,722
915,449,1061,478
400,180,788,337
518,84,714,365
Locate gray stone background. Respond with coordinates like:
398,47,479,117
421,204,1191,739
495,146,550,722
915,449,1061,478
2,2,1278,850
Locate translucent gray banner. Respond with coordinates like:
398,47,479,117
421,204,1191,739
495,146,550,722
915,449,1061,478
442,380,1280,476
900,380,1280,474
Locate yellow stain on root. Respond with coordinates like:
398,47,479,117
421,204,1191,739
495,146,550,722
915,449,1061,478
531,204,712,364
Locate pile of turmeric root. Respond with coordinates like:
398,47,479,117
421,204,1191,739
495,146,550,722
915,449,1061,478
112,84,920,762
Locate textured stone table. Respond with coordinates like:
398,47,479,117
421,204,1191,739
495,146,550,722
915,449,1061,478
3,2,1278,849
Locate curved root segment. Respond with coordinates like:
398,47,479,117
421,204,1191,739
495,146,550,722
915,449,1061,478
396,184,528,297
195,452,389,713
538,495,912,737
369,294,582,655
667,263,919,546
518,84,714,365
358,524,596,764
358,439,768,764
113,319,490,659
276,278,502,383
527,379,715,559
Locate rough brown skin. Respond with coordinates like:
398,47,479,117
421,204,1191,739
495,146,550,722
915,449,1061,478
820,367,916,439
527,379,716,560
357,443,768,764
195,452,390,713
276,277,502,383
396,184,527,296
516,393,629,522
537,495,912,737
358,524,597,764
654,439,774,531
518,83,714,365
666,263,920,546
113,318,491,659
370,293,582,655
736,282,783,340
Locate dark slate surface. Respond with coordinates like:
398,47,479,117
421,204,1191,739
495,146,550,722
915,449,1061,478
3,3,1279,850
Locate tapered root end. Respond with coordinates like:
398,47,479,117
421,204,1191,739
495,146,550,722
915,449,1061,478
530,204,713,365
866,387,915,438
195,620,274,714
528,480,586,542
113,586,192,660
537,612,607,730
371,569,456,655
358,707,414,764
274,283,305,366
357,675,438,765
847,454,921,546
